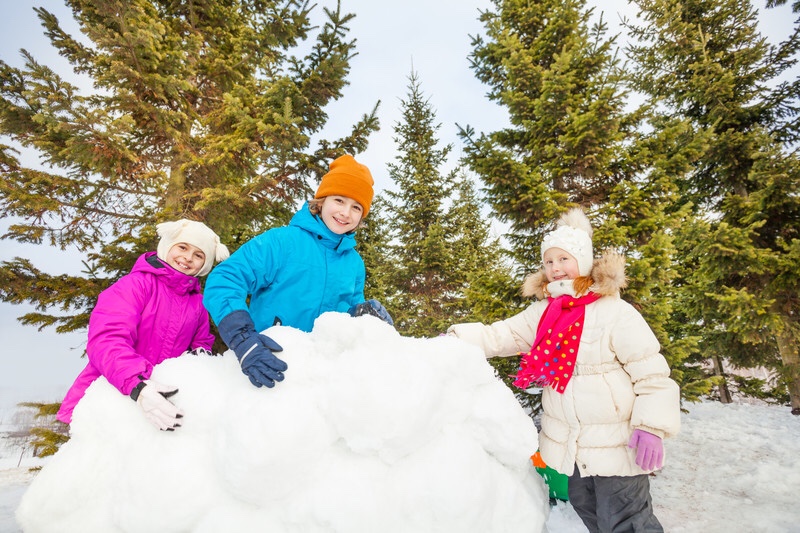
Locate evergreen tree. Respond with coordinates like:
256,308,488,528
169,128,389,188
383,71,510,337
626,0,800,412
624,117,716,402
382,70,456,337
461,0,704,402
461,0,631,269
0,0,378,335
16,402,68,459
357,195,396,304
445,175,522,323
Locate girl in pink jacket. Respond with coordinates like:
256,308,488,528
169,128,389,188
56,220,229,431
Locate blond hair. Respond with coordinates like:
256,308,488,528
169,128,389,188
308,198,367,229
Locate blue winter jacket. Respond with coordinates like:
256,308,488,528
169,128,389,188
203,203,366,333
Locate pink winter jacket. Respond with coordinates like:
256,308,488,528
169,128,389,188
56,252,215,424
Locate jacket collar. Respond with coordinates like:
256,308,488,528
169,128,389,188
290,202,357,252
134,252,202,295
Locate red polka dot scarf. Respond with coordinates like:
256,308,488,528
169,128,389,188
513,291,601,393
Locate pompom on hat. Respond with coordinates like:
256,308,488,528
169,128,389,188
156,219,230,277
314,154,375,216
541,208,594,277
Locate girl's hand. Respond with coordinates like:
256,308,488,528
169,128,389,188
628,429,664,471
134,380,184,431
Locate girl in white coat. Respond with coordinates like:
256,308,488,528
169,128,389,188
447,208,680,532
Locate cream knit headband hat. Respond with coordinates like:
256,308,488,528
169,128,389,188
156,219,230,277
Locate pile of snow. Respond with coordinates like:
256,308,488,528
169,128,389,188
15,312,547,533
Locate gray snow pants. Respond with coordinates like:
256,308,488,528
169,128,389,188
567,464,663,533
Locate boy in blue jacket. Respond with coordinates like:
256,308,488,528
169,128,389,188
204,155,392,388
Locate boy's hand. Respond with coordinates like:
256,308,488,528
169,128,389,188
217,310,288,388
349,299,394,326
236,333,286,388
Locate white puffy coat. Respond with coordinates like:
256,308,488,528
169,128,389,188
447,252,680,478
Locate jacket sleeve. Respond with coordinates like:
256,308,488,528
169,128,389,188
611,302,681,439
446,301,546,358
203,231,281,325
86,274,155,396
349,254,366,307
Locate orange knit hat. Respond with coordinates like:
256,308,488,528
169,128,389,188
314,155,374,216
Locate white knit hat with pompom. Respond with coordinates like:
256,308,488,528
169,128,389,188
540,208,594,277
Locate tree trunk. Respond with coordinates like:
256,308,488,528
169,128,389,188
775,327,800,415
712,354,732,404
164,155,187,217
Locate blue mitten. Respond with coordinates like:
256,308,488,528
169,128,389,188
348,299,394,326
217,310,288,388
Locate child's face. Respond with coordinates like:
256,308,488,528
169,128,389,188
319,195,364,234
543,247,580,282
165,242,206,276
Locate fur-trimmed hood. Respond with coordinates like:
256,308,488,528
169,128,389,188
521,249,628,299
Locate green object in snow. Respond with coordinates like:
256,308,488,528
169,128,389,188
531,451,569,501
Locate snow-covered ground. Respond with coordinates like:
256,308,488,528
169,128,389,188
2,314,800,532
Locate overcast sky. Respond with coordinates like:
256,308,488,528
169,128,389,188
1,0,796,414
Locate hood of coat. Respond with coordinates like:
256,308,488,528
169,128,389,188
290,202,358,252
137,252,203,296
521,249,628,299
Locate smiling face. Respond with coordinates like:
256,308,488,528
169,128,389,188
318,195,364,234
543,247,581,283
165,242,206,276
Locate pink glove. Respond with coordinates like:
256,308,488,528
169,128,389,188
628,429,664,471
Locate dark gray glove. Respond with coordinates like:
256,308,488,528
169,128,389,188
348,299,394,326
